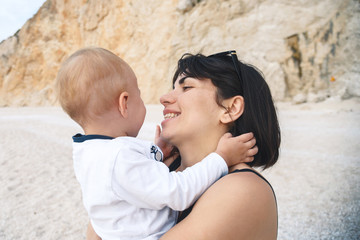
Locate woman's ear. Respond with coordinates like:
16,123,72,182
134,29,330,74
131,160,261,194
220,96,244,124
118,91,129,118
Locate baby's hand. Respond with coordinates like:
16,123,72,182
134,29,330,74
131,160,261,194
215,132,258,167
155,125,174,159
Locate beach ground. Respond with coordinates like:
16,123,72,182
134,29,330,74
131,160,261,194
0,98,359,239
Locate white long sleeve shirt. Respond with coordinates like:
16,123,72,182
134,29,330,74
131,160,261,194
72,134,228,240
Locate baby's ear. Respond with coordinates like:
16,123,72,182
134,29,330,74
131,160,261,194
220,95,244,124
118,92,129,118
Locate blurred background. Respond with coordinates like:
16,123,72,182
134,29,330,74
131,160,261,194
0,0,359,107
0,0,359,239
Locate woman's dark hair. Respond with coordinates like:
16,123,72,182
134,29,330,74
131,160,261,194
173,52,281,169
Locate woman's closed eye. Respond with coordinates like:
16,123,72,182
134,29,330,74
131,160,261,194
182,86,193,91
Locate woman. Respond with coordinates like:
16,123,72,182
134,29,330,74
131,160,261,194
88,50,280,239
160,50,280,239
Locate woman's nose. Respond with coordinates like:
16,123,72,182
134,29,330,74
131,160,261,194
160,91,175,106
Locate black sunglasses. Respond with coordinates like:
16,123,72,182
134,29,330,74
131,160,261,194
208,50,243,94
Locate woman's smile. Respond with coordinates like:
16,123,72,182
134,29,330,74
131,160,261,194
161,109,181,127
164,112,180,120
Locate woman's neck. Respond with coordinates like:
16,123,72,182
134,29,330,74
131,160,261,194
177,132,224,171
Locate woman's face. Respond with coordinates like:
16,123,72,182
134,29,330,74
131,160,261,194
160,75,226,147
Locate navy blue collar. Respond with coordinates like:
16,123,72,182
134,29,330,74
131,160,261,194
72,133,114,143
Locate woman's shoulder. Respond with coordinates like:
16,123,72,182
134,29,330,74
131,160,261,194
206,165,275,205
187,165,277,239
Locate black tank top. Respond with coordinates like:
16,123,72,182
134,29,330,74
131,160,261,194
175,167,278,223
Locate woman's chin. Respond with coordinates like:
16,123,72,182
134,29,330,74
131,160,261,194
160,130,180,147
159,129,172,142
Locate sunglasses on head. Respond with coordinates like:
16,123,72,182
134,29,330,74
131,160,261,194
208,50,243,94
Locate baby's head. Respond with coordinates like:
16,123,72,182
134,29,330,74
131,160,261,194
56,47,137,129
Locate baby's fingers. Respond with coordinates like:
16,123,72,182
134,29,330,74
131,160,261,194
247,146,258,157
222,132,233,139
245,138,256,149
243,156,254,163
235,132,254,142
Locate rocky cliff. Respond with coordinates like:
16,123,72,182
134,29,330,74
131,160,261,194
0,0,359,106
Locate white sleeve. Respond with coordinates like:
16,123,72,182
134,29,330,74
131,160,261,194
111,144,228,211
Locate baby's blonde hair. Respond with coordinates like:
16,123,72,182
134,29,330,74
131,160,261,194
56,47,130,127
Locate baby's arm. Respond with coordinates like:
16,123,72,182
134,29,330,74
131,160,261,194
112,131,257,212
112,145,228,211
155,124,257,167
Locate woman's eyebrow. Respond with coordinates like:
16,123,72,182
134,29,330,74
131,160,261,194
178,76,188,85
173,76,187,88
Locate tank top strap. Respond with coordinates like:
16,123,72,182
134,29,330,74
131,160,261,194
230,168,277,205
168,156,181,172
230,169,271,187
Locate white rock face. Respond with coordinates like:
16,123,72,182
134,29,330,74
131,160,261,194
0,0,359,106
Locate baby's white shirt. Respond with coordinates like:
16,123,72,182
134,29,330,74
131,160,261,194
73,135,228,240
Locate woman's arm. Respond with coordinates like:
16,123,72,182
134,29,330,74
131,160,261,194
161,169,277,240
86,222,101,240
